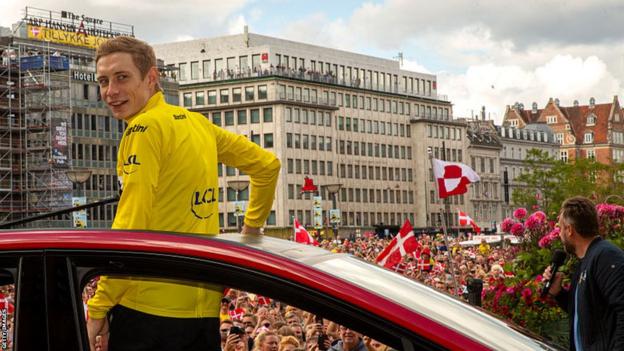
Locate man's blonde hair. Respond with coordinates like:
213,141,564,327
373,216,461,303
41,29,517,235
96,36,157,80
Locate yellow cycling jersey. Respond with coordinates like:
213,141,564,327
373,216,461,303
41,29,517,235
88,92,280,319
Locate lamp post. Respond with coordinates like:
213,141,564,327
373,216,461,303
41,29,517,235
228,179,250,233
66,169,92,228
324,183,342,241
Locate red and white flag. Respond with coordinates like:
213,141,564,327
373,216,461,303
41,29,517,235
228,307,245,321
294,218,318,246
432,159,480,198
458,209,481,233
376,220,419,268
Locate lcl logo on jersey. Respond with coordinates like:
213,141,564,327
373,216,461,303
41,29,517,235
191,188,216,219
122,154,141,174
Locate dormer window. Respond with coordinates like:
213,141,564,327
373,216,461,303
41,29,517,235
587,114,596,126
565,124,571,130
584,132,594,144
546,115,557,124
510,119,518,127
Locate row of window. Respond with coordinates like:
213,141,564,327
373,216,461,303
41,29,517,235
287,184,414,205
183,85,268,107
71,113,124,134
429,193,465,206
428,147,463,164
285,108,332,126
337,116,411,137
470,156,497,174
286,133,333,151
499,127,550,143
614,131,624,144
337,140,413,160
427,124,462,141
222,211,276,227
288,209,415,228
179,55,264,81
72,173,118,193
207,108,273,127
275,53,434,96
286,159,334,176
338,164,414,182
72,143,117,162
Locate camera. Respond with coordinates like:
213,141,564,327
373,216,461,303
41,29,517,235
229,326,244,336
314,315,323,324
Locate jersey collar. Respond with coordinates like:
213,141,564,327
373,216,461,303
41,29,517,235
127,92,164,123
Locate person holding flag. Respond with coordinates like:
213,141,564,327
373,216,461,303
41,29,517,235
293,218,318,246
458,209,481,234
376,220,419,269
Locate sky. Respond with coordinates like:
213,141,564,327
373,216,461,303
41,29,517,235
2,0,624,123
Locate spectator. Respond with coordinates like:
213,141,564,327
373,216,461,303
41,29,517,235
328,326,367,351
279,335,300,351
254,331,280,351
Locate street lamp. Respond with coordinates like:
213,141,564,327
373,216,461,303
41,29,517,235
66,169,92,228
324,183,342,240
228,179,250,233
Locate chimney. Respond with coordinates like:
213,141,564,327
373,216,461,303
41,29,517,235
590,97,595,109
573,100,579,107
481,106,486,121
555,98,560,107
532,102,538,114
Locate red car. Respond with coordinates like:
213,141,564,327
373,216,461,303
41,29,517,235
0,230,560,350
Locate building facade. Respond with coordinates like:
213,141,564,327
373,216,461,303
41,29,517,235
154,31,454,233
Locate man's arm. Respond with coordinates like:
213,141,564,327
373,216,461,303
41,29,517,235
214,126,280,232
594,249,624,349
112,118,162,230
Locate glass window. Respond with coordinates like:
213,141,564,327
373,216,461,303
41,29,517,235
202,60,211,79
190,61,199,80
263,108,273,122
264,133,273,148
179,62,187,80
250,109,260,123
220,89,229,103
237,110,247,125
251,132,261,145
195,91,205,105
258,85,267,99
208,90,217,104
232,88,242,102
245,87,254,101
225,111,234,126
183,93,192,107
212,112,221,126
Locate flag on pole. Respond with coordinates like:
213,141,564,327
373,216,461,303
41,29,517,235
376,220,419,268
294,218,318,246
458,209,481,233
432,159,480,198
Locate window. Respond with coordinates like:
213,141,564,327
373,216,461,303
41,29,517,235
264,133,273,148
237,110,247,125
232,88,242,102
190,61,199,80
179,62,187,80
555,133,563,144
584,132,594,144
195,91,205,106
202,60,211,79
208,90,217,104
225,111,234,126
212,112,221,126
560,150,568,162
258,85,267,99
220,89,229,103
248,109,259,124
245,87,255,101
587,149,596,160
183,93,192,107
263,108,273,122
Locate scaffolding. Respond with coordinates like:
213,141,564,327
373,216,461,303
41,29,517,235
0,42,72,223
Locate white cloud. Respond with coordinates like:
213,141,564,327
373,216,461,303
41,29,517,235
227,15,247,35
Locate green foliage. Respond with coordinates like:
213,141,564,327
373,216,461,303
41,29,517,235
512,149,624,216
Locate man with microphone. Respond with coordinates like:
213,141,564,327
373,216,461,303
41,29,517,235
543,196,624,350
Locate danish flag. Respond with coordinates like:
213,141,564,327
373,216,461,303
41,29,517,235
458,209,481,233
294,218,318,246
432,159,480,198
376,220,419,268
228,308,245,321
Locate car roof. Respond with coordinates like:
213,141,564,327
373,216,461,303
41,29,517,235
0,230,557,350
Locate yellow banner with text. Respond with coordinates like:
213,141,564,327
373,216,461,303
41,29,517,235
27,25,110,49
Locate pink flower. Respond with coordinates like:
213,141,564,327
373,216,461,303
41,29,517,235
506,287,515,295
510,223,525,236
501,218,515,233
538,234,554,248
535,274,543,283
525,215,541,231
532,211,546,222
513,208,527,220
521,288,533,305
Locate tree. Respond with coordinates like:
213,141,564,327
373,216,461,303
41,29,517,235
512,149,624,217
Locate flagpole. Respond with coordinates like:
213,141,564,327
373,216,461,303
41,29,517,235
428,148,459,296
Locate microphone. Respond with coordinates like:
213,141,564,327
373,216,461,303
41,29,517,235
541,249,567,298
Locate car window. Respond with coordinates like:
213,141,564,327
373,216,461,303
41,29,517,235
71,252,431,350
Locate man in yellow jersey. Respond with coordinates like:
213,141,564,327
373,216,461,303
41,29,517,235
87,36,280,351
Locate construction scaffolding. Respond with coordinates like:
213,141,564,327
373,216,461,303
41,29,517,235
0,42,72,224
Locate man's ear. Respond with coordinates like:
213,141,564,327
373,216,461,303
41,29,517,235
147,66,159,89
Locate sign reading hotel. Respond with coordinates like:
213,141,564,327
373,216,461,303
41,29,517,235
23,7,134,49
